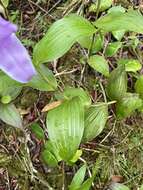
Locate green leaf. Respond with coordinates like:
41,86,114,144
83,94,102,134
112,30,125,41
87,55,109,77
33,14,96,65
116,93,142,119
78,177,93,190
106,65,127,100
63,87,91,107
0,72,22,100
82,103,108,142
44,140,61,162
107,6,125,41
0,103,22,128
140,185,143,190
28,64,57,91
69,164,86,190
70,150,82,164
105,42,122,57
41,149,58,167
135,76,143,99
89,0,112,12
108,6,126,14
111,183,130,190
95,10,143,34
129,36,140,50
78,34,104,53
30,123,45,140
118,59,141,72
46,97,84,161
1,0,9,7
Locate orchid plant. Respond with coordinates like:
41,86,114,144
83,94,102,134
0,15,57,128
2,0,143,189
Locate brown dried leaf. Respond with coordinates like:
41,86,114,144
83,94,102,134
111,175,124,183
41,100,63,112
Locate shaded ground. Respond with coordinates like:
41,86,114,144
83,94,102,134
1,0,143,189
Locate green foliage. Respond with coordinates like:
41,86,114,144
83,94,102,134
116,93,142,119
111,183,130,190
87,55,109,77
95,10,143,33
118,59,142,72
46,97,84,161
89,0,112,12
33,14,96,65
69,164,86,190
77,178,93,190
3,3,143,188
28,64,57,91
1,0,9,7
69,150,82,164
108,6,125,41
105,42,122,57
30,123,45,140
0,72,22,100
106,65,127,100
108,5,125,14
63,87,91,107
41,149,58,167
44,140,61,162
0,103,22,128
83,103,108,142
41,140,61,167
112,30,125,41
135,76,143,99
78,33,104,53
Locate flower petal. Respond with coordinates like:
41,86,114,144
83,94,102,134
0,17,17,40
0,33,36,83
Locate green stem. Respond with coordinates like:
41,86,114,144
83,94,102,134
95,0,101,20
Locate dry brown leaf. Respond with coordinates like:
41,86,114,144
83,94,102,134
18,108,30,115
111,175,124,183
41,100,63,112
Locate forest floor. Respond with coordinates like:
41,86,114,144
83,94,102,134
1,0,143,189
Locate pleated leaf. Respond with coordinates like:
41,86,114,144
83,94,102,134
107,6,125,41
41,149,58,167
135,76,143,99
82,103,108,142
105,42,122,57
46,97,84,161
0,72,22,100
111,183,130,190
69,164,86,190
33,14,96,65
87,55,109,77
89,0,112,12
116,93,142,119
63,87,91,107
106,65,127,100
78,177,93,190
95,10,143,34
118,59,141,72
28,64,57,91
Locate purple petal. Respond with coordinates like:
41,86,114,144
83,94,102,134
0,33,36,83
0,17,17,40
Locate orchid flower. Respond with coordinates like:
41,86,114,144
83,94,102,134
0,16,36,83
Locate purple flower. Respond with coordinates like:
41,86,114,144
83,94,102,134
0,17,36,83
